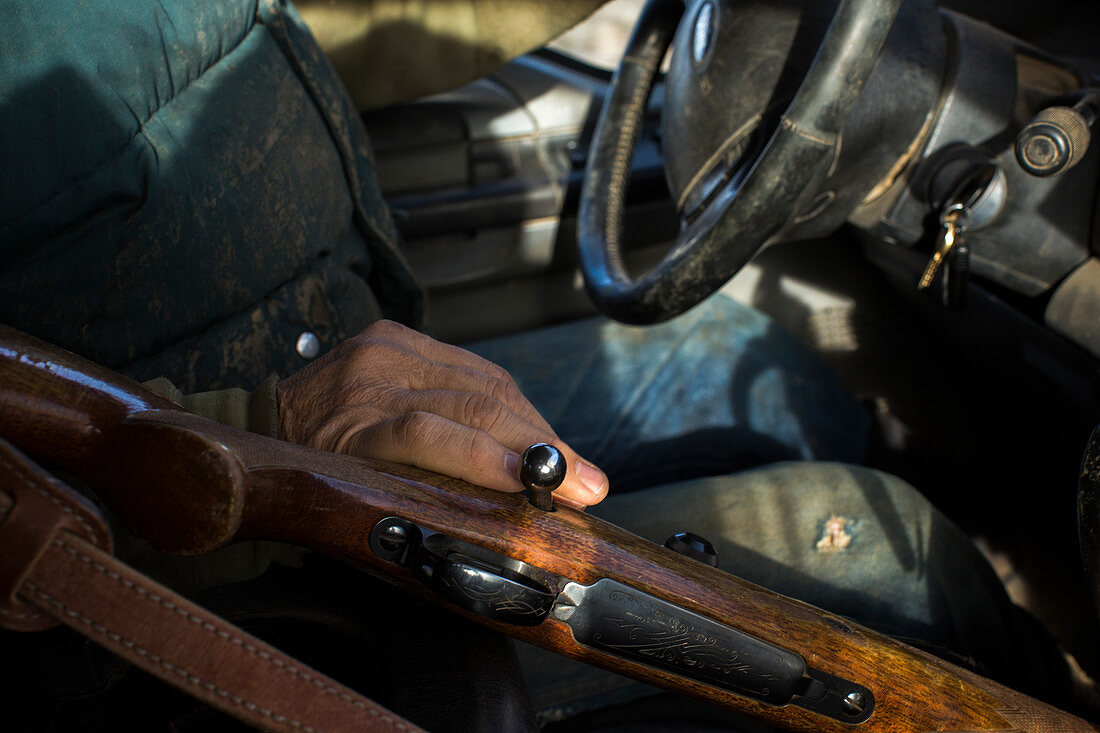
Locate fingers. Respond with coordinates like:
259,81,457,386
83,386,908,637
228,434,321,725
341,397,608,506
554,495,591,511
367,320,516,386
560,452,610,507
347,412,524,493
403,364,556,437
351,321,556,437
398,389,544,448
399,389,609,506
280,319,611,507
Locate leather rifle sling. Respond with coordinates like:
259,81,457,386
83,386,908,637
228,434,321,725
0,436,422,733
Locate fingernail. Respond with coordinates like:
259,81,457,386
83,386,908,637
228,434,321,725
504,451,521,478
576,460,608,497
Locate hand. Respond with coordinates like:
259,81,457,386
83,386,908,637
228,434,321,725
276,320,609,508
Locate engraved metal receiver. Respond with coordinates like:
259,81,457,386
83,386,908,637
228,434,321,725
368,514,873,724
369,516,557,626
551,578,874,723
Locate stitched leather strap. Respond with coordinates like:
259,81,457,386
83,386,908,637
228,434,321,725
0,438,421,733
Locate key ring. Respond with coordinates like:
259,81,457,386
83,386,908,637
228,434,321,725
939,202,970,231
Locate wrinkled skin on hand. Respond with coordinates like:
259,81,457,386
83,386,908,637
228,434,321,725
277,320,609,508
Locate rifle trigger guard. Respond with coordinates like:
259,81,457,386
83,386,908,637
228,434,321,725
370,517,557,627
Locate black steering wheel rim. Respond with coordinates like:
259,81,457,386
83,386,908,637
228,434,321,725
577,0,904,325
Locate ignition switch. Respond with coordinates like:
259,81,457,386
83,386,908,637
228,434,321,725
920,155,1003,309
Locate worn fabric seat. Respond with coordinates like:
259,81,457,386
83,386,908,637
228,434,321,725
521,462,1070,721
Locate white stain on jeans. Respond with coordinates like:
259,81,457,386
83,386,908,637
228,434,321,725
816,515,853,552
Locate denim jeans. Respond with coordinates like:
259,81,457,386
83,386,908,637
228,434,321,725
469,293,871,492
469,294,1067,719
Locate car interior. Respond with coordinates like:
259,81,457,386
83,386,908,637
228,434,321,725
4,0,1100,729
362,0,1100,724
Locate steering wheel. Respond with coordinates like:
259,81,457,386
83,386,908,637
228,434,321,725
577,0,904,324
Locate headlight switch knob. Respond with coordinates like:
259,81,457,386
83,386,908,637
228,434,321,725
1016,91,1098,177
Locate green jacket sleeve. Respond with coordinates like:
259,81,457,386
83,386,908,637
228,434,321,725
143,374,281,439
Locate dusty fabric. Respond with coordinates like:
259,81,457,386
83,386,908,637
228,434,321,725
469,293,871,491
297,0,607,109
0,0,423,393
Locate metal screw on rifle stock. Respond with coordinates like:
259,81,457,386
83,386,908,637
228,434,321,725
369,517,422,564
842,691,866,716
378,522,408,553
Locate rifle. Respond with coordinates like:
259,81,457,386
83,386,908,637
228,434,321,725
0,323,1093,732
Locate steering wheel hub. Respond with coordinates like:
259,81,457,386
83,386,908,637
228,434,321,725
665,0,842,218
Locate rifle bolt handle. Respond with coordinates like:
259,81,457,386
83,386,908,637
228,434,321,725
520,443,566,511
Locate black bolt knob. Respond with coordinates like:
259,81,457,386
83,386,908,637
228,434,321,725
664,531,719,567
520,443,566,511
1016,106,1091,177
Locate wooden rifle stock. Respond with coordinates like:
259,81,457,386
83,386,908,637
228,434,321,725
0,324,1094,733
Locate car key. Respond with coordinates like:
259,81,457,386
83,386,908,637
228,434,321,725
942,222,971,309
918,202,969,290
917,161,995,293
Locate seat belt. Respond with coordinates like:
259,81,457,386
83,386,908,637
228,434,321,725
0,436,423,733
